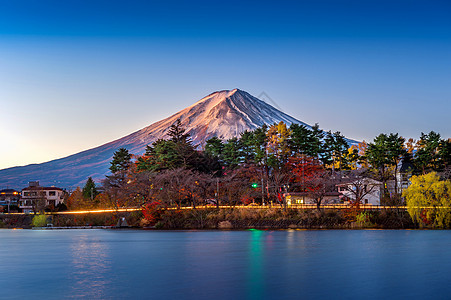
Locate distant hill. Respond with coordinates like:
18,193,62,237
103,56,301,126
0,89,357,189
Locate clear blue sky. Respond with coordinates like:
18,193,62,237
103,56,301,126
1,0,450,169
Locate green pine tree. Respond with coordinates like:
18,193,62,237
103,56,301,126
82,177,98,200
205,136,224,161
110,148,132,174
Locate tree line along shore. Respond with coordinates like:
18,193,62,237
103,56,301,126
3,120,450,229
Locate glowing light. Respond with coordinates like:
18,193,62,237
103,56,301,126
55,208,142,214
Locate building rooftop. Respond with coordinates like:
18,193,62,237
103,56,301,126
0,189,20,194
22,186,63,191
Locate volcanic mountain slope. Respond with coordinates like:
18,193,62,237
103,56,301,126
123,88,310,148
0,89,350,189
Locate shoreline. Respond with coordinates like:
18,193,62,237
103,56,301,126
0,207,428,230
0,226,442,231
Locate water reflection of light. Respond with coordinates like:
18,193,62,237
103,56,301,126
287,229,295,248
248,230,265,300
69,233,111,298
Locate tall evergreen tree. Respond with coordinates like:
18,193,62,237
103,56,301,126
110,148,132,174
439,139,451,168
415,131,443,173
82,177,98,200
320,131,349,171
289,123,313,156
239,130,257,163
366,133,391,180
168,119,192,145
331,131,350,171
223,137,242,168
204,136,224,161
309,123,325,159
143,139,181,171
137,122,219,173
386,133,407,194
366,133,406,195
321,131,335,167
104,148,133,208
251,124,268,165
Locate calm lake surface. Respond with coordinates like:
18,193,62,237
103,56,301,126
1,229,451,299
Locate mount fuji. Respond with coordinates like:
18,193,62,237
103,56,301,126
0,89,355,189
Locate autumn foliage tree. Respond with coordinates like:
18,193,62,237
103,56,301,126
306,171,338,210
101,118,450,214
67,187,86,210
404,172,451,228
142,201,164,225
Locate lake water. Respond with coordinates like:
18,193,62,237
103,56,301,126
1,229,451,299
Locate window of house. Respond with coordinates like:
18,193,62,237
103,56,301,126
49,191,56,196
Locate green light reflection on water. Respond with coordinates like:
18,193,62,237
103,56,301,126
247,229,265,300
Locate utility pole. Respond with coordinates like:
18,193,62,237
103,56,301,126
266,184,270,207
261,177,265,206
302,153,305,204
216,177,219,205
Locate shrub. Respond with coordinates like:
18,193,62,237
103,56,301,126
32,214,48,227
142,201,164,225
355,212,375,227
374,210,414,229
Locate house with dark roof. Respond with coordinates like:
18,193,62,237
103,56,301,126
0,189,20,212
20,181,65,213
396,157,415,195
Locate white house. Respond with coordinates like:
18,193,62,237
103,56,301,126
336,178,383,205
20,181,65,213
285,192,341,205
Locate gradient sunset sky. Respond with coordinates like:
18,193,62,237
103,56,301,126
1,0,450,169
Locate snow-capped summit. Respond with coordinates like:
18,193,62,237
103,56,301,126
130,88,309,148
0,89,344,189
